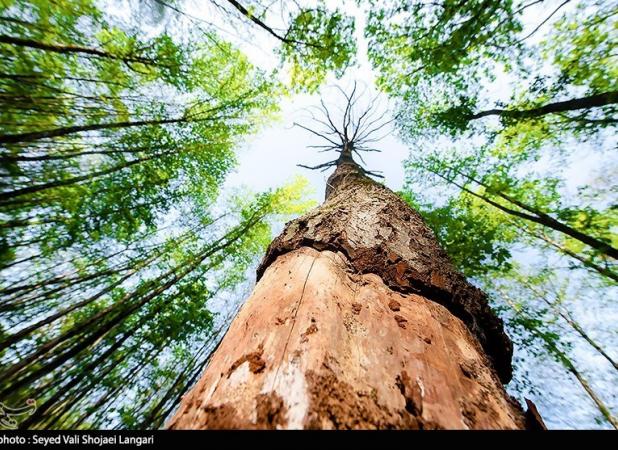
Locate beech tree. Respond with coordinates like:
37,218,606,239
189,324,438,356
1,0,615,430
167,86,541,430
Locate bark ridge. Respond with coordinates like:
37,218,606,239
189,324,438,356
257,162,514,383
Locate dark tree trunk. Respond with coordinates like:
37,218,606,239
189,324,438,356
469,91,618,121
426,166,618,260
0,35,156,64
0,117,184,145
168,160,529,429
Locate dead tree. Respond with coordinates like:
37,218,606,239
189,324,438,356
167,83,541,429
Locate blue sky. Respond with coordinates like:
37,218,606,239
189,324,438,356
122,0,616,429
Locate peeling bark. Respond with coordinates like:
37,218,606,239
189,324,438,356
259,162,513,383
168,161,526,429
169,248,525,429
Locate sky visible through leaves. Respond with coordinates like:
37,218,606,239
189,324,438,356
0,0,615,430
180,0,616,429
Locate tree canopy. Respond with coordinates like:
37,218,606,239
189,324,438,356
0,0,616,429
0,0,319,428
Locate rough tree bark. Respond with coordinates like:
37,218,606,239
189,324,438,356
167,154,535,429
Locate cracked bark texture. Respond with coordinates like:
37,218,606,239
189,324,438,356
167,161,526,429
259,161,513,383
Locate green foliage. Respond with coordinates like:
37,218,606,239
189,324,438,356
371,0,618,141
0,0,279,256
405,146,618,282
279,7,356,92
0,0,317,430
545,2,618,93
366,0,523,94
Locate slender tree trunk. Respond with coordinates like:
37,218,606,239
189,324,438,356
0,35,156,65
521,279,618,372
0,117,183,145
500,291,618,429
168,159,533,429
469,91,618,121
520,224,618,282
424,166,618,259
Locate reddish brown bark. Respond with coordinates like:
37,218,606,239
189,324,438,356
168,160,528,429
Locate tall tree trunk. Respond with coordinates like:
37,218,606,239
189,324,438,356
168,159,530,429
